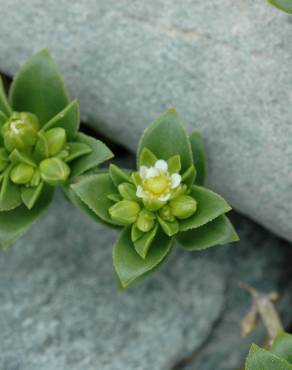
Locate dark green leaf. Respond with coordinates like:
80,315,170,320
9,49,69,125
65,142,92,162
0,76,12,117
272,332,292,364
0,185,53,249
177,214,239,250
109,164,132,186
157,216,179,236
134,223,158,258
138,147,157,167
41,100,80,140
268,0,292,13
0,168,22,211
9,149,36,167
70,133,113,178
0,111,8,127
179,185,231,231
21,182,44,210
189,131,207,186
137,109,193,172
245,344,292,370
113,226,173,288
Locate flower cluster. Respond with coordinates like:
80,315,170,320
72,109,239,288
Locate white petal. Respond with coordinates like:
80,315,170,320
158,193,170,202
136,185,146,199
155,160,168,173
171,173,181,189
139,166,148,179
146,167,159,179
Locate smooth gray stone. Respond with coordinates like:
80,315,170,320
0,1,292,242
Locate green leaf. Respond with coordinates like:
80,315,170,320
21,182,44,210
245,344,292,370
69,133,113,178
0,186,53,249
268,0,292,13
0,76,12,117
41,100,79,140
118,182,137,201
167,155,181,174
189,131,207,186
179,185,231,231
9,49,69,125
109,164,132,186
9,149,36,167
131,223,144,242
107,193,122,203
157,216,179,236
137,109,193,172
65,142,92,162
138,147,157,167
181,165,196,187
0,111,8,126
177,215,239,250
272,332,292,364
71,173,119,226
134,223,158,259
113,226,173,288
0,168,22,211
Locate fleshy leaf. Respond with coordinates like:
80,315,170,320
134,223,158,258
69,133,113,178
0,168,22,211
138,147,157,167
0,111,8,126
113,226,173,288
21,182,44,210
71,173,120,226
268,0,292,13
137,109,193,172
245,344,292,370
189,131,207,186
181,165,196,187
65,142,92,162
109,164,132,186
0,186,53,249
272,332,292,364
177,215,239,250
41,100,80,140
179,185,231,231
107,193,122,203
131,223,144,242
9,149,36,167
167,155,181,174
157,216,179,236
0,77,12,117
9,49,69,125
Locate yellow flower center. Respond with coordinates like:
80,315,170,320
143,174,170,196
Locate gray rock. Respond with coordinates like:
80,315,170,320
0,0,292,242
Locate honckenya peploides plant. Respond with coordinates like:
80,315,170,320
0,50,113,248
72,109,239,288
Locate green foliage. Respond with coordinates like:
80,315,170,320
72,109,239,288
268,0,292,13
0,50,112,247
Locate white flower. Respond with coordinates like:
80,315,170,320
136,159,181,202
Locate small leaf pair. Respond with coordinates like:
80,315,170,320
246,332,292,369
72,109,239,288
0,50,113,248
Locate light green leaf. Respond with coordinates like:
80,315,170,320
0,111,8,127
272,332,292,364
138,147,157,167
65,142,92,162
107,193,122,203
41,100,79,140
69,133,113,178
177,215,239,250
9,49,69,125
245,344,292,370
113,226,173,288
0,186,54,249
181,165,196,187
71,173,119,226
0,76,12,117
118,182,137,201
157,216,179,236
131,223,144,242
137,109,193,172
21,182,44,210
167,155,181,174
109,164,132,186
0,168,22,211
189,131,207,186
179,185,231,231
134,223,158,259
268,0,292,13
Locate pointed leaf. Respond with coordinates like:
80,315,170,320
268,0,292,13
272,332,292,364
0,111,8,126
0,186,53,249
113,226,173,288
21,182,44,210
138,147,157,167
179,185,231,231
107,193,122,203
181,165,196,187
245,344,292,370
177,215,239,250
137,109,193,172
131,223,144,242
0,168,22,211
157,216,179,236
42,100,80,140
167,155,181,174
9,49,69,125
71,173,119,226
9,149,36,167
0,77,11,117
134,223,158,258
109,164,132,186
65,142,92,162
189,131,207,186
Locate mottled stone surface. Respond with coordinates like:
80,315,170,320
0,0,292,242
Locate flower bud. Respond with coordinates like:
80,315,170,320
0,148,9,172
45,128,66,156
10,163,35,184
158,205,175,222
2,112,39,152
169,195,197,219
136,209,155,232
40,158,70,184
109,200,140,225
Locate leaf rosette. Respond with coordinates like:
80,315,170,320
72,109,239,288
0,50,113,248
